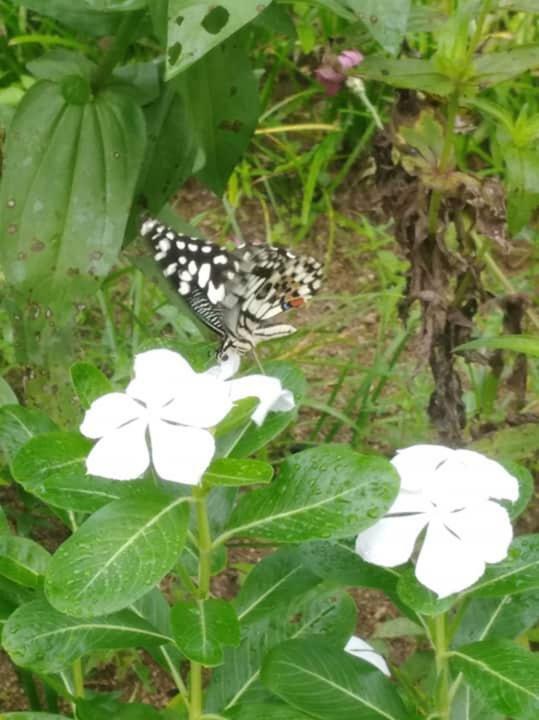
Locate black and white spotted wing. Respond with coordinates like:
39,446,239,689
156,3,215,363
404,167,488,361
141,217,323,356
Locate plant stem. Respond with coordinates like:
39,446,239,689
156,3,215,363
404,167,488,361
433,613,450,720
189,662,203,720
72,658,85,698
427,91,459,238
92,12,142,90
17,669,41,711
194,487,212,599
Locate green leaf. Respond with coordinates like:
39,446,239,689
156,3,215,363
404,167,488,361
214,397,259,439
470,424,539,465
0,574,35,609
9,0,119,35
450,640,539,717
138,87,199,212
0,505,10,534
453,591,539,646
173,36,260,195
222,445,399,544
205,591,356,713
112,61,161,106
45,492,189,617
473,45,539,87
0,377,18,406
261,638,410,720
456,334,539,357
27,49,96,82
0,536,50,587
450,685,504,720
12,431,141,512
171,598,240,666
225,704,314,720
77,696,162,720
227,363,307,458
466,535,539,598
360,56,454,95
234,547,321,626
0,81,146,305
346,0,410,55
503,461,534,520
204,458,273,487
3,714,71,720
84,0,146,9
0,405,57,461
3,598,170,673
70,362,113,409
397,567,456,615
166,0,271,78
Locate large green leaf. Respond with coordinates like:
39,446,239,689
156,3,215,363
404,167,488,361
225,704,314,720
360,56,454,95
2,598,171,673
0,80,145,305
346,0,410,55
0,405,57,461
205,591,356,714
204,458,273,487
473,45,539,87
0,536,50,588
12,431,141,512
9,0,119,35
70,361,114,409
173,36,260,195
77,697,162,720
221,445,399,544
466,535,539,597
456,334,539,358
0,377,18,406
171,598,240,665
261,638,410,720
45,492,189,617
166,0,271,78
453,591,539,646
450,640,539,717
397,567,456,615
84,0,146,9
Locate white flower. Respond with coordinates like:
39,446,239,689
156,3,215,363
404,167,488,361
80,349,294,485
355,445,519,599
345,636,390,676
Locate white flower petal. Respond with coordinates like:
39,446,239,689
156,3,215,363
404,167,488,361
127,349,195,408
391,445,454,492
355,513,429,567
415,517,485,598
86,418,149,480
161,374,234,428
227,375,295,425
388,489,432,515
203,351,241,381
443,500,513,564
80,393,145,439
149,420,215,485
453,450,519,501
344,636,390,676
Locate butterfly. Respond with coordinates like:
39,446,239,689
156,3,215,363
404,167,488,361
141,217,323,358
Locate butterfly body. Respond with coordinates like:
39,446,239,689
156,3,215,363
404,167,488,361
141,217,323,357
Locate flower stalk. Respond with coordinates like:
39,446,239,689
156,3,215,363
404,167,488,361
433,613,450,720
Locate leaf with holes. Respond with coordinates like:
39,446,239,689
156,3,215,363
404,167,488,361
173,35,259,195
221,445,399,544
3,598,171,673
45,491,189,617
261,638,410,720
166,0,271,78
450,640,539,717
171,598,240,666
12,431,142,512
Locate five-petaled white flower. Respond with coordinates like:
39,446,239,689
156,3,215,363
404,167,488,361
80,348,294,485
355,445,519,599
345,636,390,676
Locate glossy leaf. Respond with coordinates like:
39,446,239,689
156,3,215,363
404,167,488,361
45,492,189,617
171,598,240,665
166,0,271,77
0,536,50,587
450,685,504,720
77,697,162,720
0,405,57,461
0,81,145,304
346,0,410,55
450,640,539,717
12,431,141,512
204,458,273,487
173,36,259,195
205,591,356,714
234,547,321,626
3,598,171,673
70,362,113,409
453,591,539,646
222,445,399,544
397,566,457,615
262,638,410,720
456,334,539,358
225,704,313,720
467,535,539,597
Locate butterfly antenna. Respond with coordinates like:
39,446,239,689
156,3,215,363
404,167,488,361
251,346,266,374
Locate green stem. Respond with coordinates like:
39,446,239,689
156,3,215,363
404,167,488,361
72,658,85,699
17,669,41,711
92,12,142,90
189,662,203,720
433,614,450,720
427,92,459,238
194,487,212,599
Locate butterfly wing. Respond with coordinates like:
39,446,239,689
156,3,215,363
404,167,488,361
141,217,238,337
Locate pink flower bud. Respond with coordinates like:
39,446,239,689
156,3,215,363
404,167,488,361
338,49,364,71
